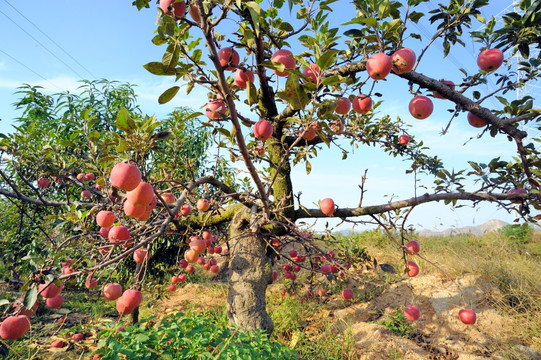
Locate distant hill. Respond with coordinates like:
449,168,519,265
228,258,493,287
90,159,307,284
416,219,509,237
335,219,514,237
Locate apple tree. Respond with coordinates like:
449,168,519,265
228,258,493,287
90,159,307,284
1,0,541,340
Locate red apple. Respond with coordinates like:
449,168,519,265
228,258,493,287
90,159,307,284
283,264,291,272
330,120,345,134
205,100,227,120
181,204,192,216
96,210,115,228
320,264,331,273
433,79,455,99
85,173,95,181
404,304,420,321
37,177,49,188
72,333,84,341
458,309,476,324
253,119,273,141
289,249,298,258
234,69,255,89
301,126,316,141
342,288,353,300
406,260,419,277
123,200,146,219
116,289,143,315
508,188,527,204
126,182,154,207
168,284,177,292
188,3,200,23
214,246,223,254
302,63,322,84
77,173,85,181
179,259,188,268
103,283,123,301
197,257,205,265
99,226,112,239
272,270,278,282
467,112,487,128
409,96,433,119
477,48,504,72
293,265,301,273
335,96,351,115
197,198,210,212
46,295,64,309
352,94,372,114
50,340,65,348
108,225,131,245
133,248,149,264
210,265,220,274
284,271,292,279
271,49,296,76
161,192,176,204
81,190,92,199
159,0,186,18
366,52,392,80
318,288,326,297
172,275,180,284
190,237,207,254
391,48,416,74
178,274,187,282
405,240,420,254
218,47,240,70
203,263,211,271
0,315,30,340
319,198,335,216
85,277,98,289
186,264,195,273
13,297,38,317
39,281,63,299
398,134,410,145
110,163,141,192
184,249,199,263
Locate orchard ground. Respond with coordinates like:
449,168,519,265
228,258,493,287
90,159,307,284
2,230,540,359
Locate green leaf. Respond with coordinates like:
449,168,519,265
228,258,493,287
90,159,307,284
284,73,309,110
116,107,132,132
24,285,38,310
305,160,311,175
143,62,176,76
0,299,10,307
343,29,364,38
158,86,180,104
162,42,180,72
246,82,258,106
317,50,338,71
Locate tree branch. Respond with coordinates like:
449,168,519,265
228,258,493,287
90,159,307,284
295,191,515,219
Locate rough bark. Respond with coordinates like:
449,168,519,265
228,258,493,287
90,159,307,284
226,209,274,335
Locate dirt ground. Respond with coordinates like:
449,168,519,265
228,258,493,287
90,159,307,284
154,274,541,360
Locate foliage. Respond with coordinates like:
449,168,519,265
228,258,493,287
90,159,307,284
499,223,533,245
95,311,297,360
378,310,416,338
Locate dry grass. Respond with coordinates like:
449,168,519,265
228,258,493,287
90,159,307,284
347,230,541,354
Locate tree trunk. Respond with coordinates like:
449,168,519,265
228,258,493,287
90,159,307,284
226,209,274,335
131,262,145,324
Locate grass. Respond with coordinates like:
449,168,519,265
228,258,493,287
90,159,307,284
2,230,540,358
336,229,541,353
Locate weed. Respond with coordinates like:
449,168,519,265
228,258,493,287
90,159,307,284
378,310,416,339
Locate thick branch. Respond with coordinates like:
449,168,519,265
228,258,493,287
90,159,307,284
397,71,527,139
295,191,516,219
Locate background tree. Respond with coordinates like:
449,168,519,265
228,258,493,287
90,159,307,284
1,0,541,339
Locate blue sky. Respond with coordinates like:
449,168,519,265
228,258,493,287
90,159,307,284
0,0,533,232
